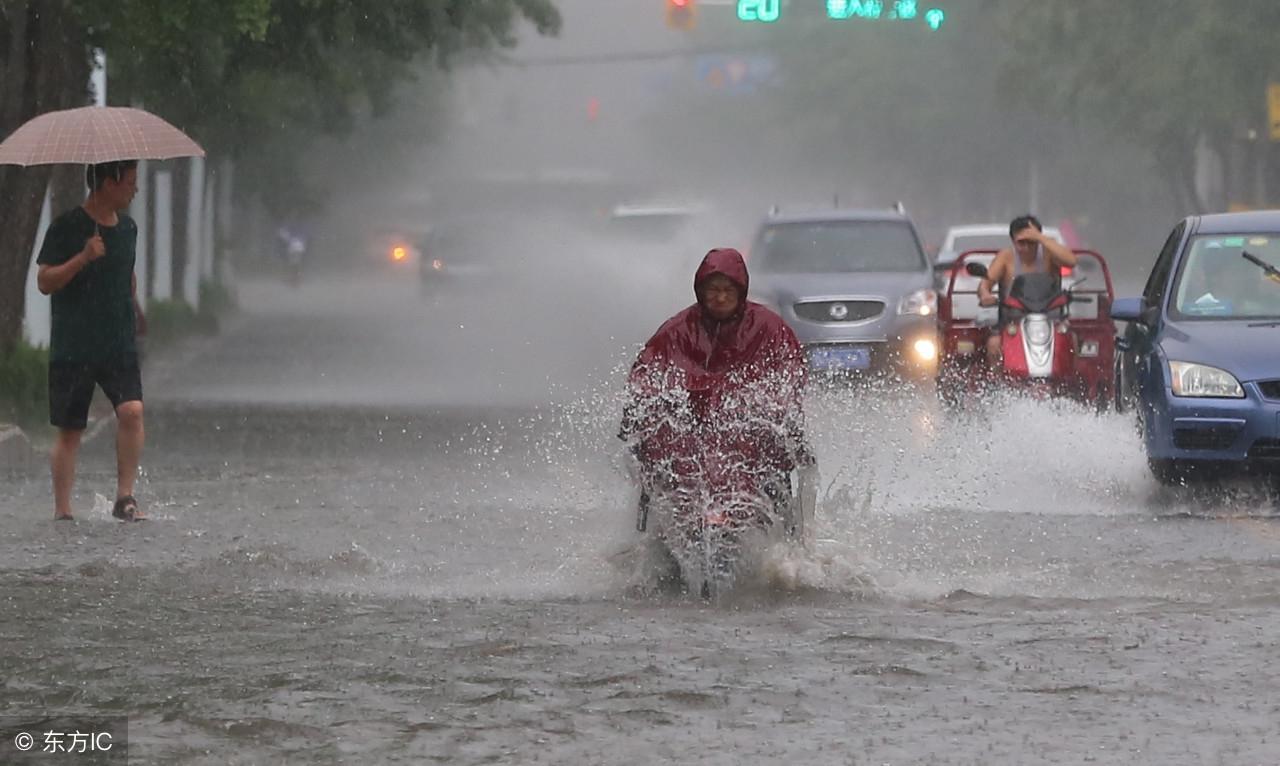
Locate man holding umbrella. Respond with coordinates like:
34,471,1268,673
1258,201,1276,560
0,104,205,522
36,160,147,521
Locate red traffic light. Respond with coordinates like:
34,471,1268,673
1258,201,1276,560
666,0,696,29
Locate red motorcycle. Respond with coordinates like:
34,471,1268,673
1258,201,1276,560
623,390,815,598
936,250,1115,411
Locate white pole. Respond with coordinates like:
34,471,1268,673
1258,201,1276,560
22,186,53,348
216,160,234,284
202,174,215,280
153,170,173,300
184,156,205,308
133,160,149,304
91,49,106,106
218,159,234,241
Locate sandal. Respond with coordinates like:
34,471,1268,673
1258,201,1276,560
112,495,143,521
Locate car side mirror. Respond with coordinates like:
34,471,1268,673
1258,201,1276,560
964,262,988,279
1109,296,1146,323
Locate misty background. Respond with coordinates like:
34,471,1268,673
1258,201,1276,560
285,0,1258,299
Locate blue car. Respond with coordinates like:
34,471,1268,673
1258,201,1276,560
1112,211,1280,483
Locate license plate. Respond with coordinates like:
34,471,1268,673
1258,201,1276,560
808,345,871,370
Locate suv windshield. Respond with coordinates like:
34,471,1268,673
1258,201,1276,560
755,220,925,273
1170,234,1280,320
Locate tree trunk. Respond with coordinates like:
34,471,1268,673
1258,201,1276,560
0,166,50,351
0,2,32,130
0,1,89,351
49,163,83,213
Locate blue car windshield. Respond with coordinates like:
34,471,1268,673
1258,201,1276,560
755,221,925,273
1171,234,1280,320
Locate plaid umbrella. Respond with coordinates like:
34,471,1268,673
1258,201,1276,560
0,105,204,165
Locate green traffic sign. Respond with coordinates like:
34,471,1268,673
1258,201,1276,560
735,0,945,29
738,0,781,23
826,0,945,29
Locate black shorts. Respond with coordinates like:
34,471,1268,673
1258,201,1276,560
48,354,143,431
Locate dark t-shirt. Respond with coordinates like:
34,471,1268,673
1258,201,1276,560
36,207,138,363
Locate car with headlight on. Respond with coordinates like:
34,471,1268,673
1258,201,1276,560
1112,211,1280,483
415,220,499,293
366,225,425,272
749,206,939,380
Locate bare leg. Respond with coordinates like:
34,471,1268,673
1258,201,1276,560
115,400,145,519
51,428,83,520
985,333,1002,370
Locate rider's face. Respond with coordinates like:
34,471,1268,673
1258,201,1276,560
701,275,741,320
1012,226,1039,258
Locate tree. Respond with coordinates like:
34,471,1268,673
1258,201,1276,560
0,0,561,351
993,0,1280,214
638,3,1254,261
103,0,559,222
641,8,1081,233
0,0,92,353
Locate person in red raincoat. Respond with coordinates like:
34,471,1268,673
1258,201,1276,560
620,248,811,522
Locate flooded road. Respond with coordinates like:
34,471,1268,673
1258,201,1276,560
3,254,1280,765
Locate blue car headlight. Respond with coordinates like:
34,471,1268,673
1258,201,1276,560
1168,361,1244,398
898,288,937,317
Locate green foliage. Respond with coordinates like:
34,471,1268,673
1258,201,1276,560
0,341,49,429
199,280,237,317
144,295,219,347
993,0,1280,212
87,0,562,216
646,2,1276,257
646,9,1076,223
144,280,236,348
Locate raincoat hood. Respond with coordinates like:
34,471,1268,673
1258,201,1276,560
694,247,750,308
641,247,789,381
621,248,808,471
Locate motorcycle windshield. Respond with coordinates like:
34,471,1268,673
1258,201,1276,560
1008,273,1061,313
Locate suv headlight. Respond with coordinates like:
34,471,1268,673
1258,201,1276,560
1168,361,1244,398
898,288,937,317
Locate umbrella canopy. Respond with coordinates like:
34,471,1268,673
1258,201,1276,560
0,106,204,166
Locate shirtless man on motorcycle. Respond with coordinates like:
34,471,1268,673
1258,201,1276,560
977,215,1078,365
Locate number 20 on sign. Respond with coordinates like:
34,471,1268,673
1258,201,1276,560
738,0,781,22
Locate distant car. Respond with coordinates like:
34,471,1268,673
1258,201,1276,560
606,200,705,242
1112,211,1280,483
368,226,425,271
416,220,497,292
935,223,1065,266
749,207,939,379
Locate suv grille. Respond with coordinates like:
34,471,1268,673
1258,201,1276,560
794,300,884,323
1257,380,1280,400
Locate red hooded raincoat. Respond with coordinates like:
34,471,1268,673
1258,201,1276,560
622,248,808,476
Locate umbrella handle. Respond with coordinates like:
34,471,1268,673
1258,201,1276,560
87,163,99,236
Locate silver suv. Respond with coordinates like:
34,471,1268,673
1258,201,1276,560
748,207,939,379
